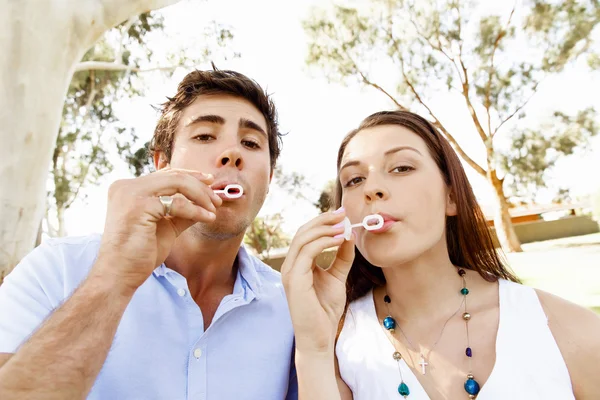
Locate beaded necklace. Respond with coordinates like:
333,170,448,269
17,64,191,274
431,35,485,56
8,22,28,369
381,268,481,399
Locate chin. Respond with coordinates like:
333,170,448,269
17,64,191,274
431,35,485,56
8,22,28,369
359,235,428,267
191,218,249,240
361,249,421,269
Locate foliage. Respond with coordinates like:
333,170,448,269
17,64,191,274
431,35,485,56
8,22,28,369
304,0,600,250
244,213,290,260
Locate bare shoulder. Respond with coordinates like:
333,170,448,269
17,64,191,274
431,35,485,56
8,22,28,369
535,289,600,398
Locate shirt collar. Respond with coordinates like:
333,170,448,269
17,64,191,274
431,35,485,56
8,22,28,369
152,245,264,297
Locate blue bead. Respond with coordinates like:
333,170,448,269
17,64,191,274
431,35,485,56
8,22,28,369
466,347,472,357
398,382,410,396
383,316,396,331
464,378,480,395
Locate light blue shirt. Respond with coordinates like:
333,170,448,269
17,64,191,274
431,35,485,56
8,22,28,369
0,235,298,399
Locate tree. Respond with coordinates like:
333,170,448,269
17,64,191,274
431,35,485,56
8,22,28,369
304,0,600,252
0,0,183,283
501,107,599,204
47,12,236,237
315,180,335,213
243,213,290,260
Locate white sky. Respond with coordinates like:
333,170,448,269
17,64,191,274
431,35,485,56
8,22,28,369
64,0,600,237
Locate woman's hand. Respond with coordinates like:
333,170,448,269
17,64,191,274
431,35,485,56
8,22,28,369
281,208,356,354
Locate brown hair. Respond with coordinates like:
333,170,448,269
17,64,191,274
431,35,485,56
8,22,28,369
149,66,282,170
334,110,520,306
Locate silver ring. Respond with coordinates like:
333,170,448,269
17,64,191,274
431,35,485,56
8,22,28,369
159,196,174,217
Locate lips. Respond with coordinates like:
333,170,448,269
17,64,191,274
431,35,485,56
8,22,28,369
211,181,235,191
367,212,399,234
377,213,399,223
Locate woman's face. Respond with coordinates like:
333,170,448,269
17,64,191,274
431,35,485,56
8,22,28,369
338,124,456,267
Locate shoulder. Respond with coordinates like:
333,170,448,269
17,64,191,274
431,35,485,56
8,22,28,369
1,234,101,309
5,234,101,287
535,288,600,341
0,235,102,352
535,289,600,397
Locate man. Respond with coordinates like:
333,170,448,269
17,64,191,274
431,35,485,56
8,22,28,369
0,68,297,399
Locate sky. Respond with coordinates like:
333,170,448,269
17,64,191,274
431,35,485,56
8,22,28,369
63,0,600,238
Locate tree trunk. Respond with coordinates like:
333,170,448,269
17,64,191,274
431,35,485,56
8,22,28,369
56,206,67,238
35,217,44,248
489,171,523,252
0,0,181,284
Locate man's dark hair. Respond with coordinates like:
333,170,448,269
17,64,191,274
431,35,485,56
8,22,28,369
149,67,282,170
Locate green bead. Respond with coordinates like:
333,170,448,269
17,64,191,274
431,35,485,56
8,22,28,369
461,288,469,295
398,382,410,397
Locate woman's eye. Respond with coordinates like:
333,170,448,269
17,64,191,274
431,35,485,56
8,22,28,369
392,165,414,173
344,177,364,188
243,140,260,149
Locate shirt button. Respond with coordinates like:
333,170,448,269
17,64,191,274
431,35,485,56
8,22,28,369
177,288,186,297
193,348,202,359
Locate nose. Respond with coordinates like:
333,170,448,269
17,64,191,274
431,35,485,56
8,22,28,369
217,147,244,170
363,176,389,203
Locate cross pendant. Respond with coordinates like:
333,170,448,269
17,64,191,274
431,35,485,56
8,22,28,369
419,355,428,375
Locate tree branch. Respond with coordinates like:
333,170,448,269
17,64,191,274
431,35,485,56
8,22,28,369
74,61,193,73
485,4,516,138
329,22,408,111
384,25,487,176
405,7,466,85
357,71,408,111
404,3,489,149
401,58,487,176
457,54,490,143
493,79,543,135
75,0,182,53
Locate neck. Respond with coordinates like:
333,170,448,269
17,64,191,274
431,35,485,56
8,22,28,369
381,240,463,323
164,228,244,298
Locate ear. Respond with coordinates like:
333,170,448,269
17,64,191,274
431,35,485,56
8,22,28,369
153,151,169,171
446,188,457,216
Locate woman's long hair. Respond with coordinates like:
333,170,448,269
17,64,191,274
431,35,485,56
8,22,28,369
334,111,520,310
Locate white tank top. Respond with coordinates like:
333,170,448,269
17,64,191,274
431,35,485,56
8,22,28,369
336,279,574,399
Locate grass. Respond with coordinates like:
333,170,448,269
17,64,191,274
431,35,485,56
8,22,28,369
505,233,600,314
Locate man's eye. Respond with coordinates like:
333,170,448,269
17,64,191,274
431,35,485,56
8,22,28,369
243,140,260,149
194,134,214,141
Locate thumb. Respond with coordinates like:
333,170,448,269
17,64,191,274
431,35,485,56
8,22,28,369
327,233,356,282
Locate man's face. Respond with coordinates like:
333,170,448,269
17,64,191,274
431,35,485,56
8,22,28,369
156,94,272,240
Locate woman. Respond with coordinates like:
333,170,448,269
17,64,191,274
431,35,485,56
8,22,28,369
281,110,600,399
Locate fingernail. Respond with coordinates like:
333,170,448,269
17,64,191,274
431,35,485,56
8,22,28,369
334,233,346,239
333,221,345,229
204,173,213,179
333,207,345,214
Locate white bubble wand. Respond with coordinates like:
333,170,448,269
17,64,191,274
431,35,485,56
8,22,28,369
213,184,243,199
341,214,384,240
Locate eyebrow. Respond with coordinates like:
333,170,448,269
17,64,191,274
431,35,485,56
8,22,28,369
185,115,267,138
239,118,267,138
185,114,225,126
339,146,422,172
